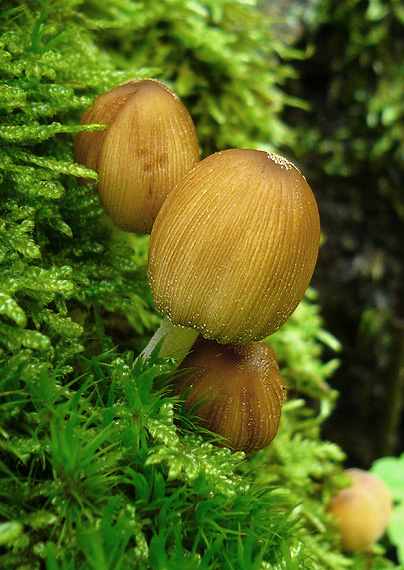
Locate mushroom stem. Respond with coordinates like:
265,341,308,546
140,317,199,362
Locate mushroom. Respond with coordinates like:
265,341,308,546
175,337,287,452
74,78,199,233
145,148,320,360
327,468,393,552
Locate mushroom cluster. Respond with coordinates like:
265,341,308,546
75,78,321,452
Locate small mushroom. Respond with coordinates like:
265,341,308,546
327,468,393,552
148,148,320,350
74,78,199,233
175,338,287,452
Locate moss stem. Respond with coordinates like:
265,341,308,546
140,317,199,363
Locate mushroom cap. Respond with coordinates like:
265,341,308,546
327,468,393,552
175,338,287,452
148,148,320,344
74,78,199,233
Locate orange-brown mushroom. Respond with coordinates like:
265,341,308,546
175,338,287,452
74,78,199,233
327,468,392,552
148,148,320,351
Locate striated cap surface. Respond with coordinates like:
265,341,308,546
148,148,320,343
175,339,287,452
74,78,200,233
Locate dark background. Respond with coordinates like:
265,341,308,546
284,0,404,467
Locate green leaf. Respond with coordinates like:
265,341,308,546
0,521,23,547
0,292,27,326
0,322,51,351
372,454,404,503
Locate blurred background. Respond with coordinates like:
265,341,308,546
277,0,404,467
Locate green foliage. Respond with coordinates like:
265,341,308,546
81,0,309,156
269,288,341,414
0,0,402,569
372,454,404,563
299,0,404,181
0,0,159,367
0,347,319,570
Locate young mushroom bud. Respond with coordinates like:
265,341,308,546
175,338,287,452
327,468,393,552
74,78,199,233
148,148,320,346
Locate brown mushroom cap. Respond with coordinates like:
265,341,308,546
175,338,287,452
74,78,199,233
327,468,393,552
148,148,320,344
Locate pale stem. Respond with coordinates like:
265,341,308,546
140,317,199,363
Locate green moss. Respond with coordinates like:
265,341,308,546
82,0,309,156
